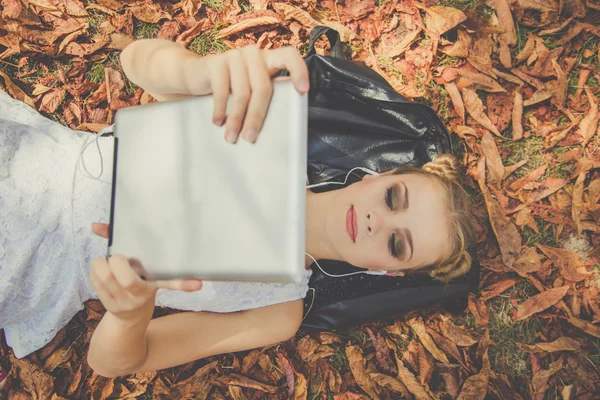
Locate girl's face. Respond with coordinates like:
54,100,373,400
325,172,450,275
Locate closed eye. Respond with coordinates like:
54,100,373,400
385,186,393,210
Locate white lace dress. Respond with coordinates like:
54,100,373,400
0,89,312,358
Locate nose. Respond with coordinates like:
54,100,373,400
366,209,384,236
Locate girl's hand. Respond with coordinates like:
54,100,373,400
191,45,309,144
91,223,203,320
90,254,163,321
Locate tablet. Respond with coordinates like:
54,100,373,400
108,79,308,283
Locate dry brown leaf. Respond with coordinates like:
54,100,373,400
510,165,547,192
462,88,501,136
469,293,490,326
181,0,201,17
423,6,466,36
512,246,543,274
215,15,281,39
296,336,335,363
503,159,528,179
518,337,581,353
0,71,35,108
512,90,524,140
439,315,479,347
568,316,600,338
217,374,278,393
408,319,449,363
445,82,465,123
272,2,319,29
480,278,518,301
39,88,66,114
294,371,307,400
457,69,506,93
488,0,517,68
477,166,522,268
441,28,471,57
366,327,396,375
345,345,379,399
575,68,591,101
524,88,553,106
9,353,55,400
370,373,411,398
514,33,536,65
481,132,505,187
537,244,591,282
241,350,263,374
531,359,562,400
63,0,88,16
456,365,489,400
426,328,463,365
468,33,495,76
572,172,585,238
130,3,171,23
551,59,567,108
579,88,599,147
333,392,371,400
417,343,434,385
514,285,569,321
319,332,343,344
394,351,433,400
521,177,568,204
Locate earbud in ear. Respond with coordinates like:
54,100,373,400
365,269,387,276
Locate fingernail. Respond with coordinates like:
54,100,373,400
298,79,309,93
0,368,6,382
214,117,225,127
244,128,258,143
225,130,238,144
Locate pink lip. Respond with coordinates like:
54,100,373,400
346,206,358,243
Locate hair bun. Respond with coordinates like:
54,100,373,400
429,250,472,282
422,154,460,182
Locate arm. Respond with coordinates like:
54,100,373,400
119,39,210,102
118,38,309,143
88,298,304,377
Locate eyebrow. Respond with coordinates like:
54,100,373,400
397,181,413,261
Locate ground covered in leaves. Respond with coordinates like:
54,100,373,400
1,0,600,399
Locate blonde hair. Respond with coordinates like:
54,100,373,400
393,154,477,283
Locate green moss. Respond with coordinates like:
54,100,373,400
133,21,159,39
438,55,460,67
439,0,483,11
339,327,368,346
203,0,224,11
188,25,227,56
500,135,546,179
513,21,535,58
86,9,107,36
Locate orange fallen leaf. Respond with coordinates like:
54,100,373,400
513,285,569,321
217,373,279,393
572,172,585,238
512,90,524,140
417,343,434,385
457,69,506,93
426,328,463,366
445,82,465,123
530,359,562,400
333,392,370,400
550,59,567,108
130,3,171,23
537,244,592,282
481,132,505,187
296,336,335,363
0,70,35,108
523,88,552,106
514,33,536,65
272,2,319,30
509,165,547,192
518,337,581,353
579,88,599,147
39,88,66,114
512,246,542,274
488,0,516,68
469,294,490,326
407,319,449,363
462,88,501,136
456,365,489,400
568,316,600,338
345,345,379,399
422,6,466,36
369,373,410,398
477,167,522,268
439,315,479,347
215,15,282,39
394,351,433,400
480,278,518,301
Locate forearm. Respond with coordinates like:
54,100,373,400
119,39,210,98
87,297,155,377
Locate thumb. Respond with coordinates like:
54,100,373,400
92,222,110,239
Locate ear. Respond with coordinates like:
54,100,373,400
385,270,405,277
